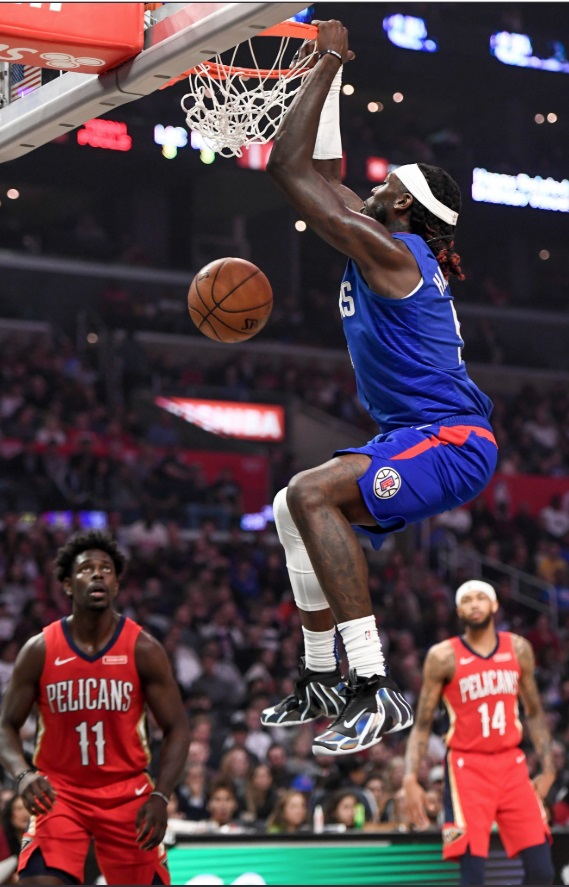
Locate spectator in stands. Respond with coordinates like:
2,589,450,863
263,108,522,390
266,789,309,834
0,793,29,884
540,495,569,540
176,763,209,821
125,508,169,557
205,779,241,831
218,747,253,813
266,744,291,791
364,773,390,823
323,788,368,829
242,764,278,826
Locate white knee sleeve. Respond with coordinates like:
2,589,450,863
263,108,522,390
273,487,329,612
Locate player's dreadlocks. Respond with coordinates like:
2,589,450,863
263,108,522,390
408,163,465,281
55,530,127,583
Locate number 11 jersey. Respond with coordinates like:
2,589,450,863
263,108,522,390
34,616,151,788
442,632,523,753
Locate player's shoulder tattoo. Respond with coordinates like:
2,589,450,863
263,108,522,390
425,639,455,682
512,634,534,661
512,633,534,668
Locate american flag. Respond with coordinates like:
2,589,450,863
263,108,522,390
10,64,42,101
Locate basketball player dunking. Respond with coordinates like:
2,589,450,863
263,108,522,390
403,580,555,886
0,531,190,886
261,18,498,756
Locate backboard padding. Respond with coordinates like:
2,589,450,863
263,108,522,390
0,2,308,163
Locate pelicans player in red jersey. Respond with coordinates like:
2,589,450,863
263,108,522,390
0,531,190,886
403,580,555,886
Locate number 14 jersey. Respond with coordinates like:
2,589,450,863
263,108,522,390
442,632,523,753
34,616,151,788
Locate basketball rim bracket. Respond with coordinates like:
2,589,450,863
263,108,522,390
0,2,307,165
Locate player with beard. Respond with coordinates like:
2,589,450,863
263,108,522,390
261,18,497,757
403,580,555,886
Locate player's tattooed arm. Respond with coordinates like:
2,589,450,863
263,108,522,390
514,634,556,796
403,641,454,829
404,641,455,777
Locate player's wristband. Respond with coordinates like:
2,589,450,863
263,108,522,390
149,790,169,805
318,49,343,63
15,768,36,784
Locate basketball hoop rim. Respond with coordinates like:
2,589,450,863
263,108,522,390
187,20,318,80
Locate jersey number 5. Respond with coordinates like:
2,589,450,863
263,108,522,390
76,720,106,766
477,700,506,737
339,281,355,318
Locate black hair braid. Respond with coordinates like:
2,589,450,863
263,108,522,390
408,163,465,281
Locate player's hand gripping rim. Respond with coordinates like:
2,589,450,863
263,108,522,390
312,19,355,64
19,771,57,817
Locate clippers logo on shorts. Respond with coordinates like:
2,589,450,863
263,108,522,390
373,467,401,499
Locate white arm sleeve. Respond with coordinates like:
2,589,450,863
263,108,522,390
313,66,343,161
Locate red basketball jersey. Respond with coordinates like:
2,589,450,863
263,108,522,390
442,632,523,753
34,616,151,788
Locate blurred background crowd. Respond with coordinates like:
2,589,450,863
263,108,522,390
1,336,569,856
1,1,569,874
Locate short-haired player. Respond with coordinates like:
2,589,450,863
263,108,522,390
0,531,190,886
403,581,555,885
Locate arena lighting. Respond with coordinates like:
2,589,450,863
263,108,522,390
155,396,285,442
295,220,307,232
342,83,355,95
199,147,216,165
289,6,314,24
154,124,188,159
472,167,569,212
235,142,273,171
367,156,389,182
490,31,569,73
393,92,404,103
6,188,19,199
240,504,275,532
383,14,438,53
77,119,131,151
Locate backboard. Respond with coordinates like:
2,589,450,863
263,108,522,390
0,2,308,164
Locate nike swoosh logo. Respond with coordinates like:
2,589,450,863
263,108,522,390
55,656,76,666
135,785,147,796
459,657,475,665
343,710,365,729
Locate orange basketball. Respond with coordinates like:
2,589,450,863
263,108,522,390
188,257,273,343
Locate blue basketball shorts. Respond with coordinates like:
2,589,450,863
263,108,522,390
335,420,498,549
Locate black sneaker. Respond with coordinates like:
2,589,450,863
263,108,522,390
261,657,346,727
312,669,414,755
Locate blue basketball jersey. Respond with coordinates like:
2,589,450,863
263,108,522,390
339,233,493,432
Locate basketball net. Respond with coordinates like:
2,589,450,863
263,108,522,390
180,21,317,158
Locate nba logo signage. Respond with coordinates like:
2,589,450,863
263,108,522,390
373,467,401,499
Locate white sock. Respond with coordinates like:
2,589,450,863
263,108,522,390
302,626,338,673
337,615,386,678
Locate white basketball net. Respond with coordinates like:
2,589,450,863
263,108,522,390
181,35,316,158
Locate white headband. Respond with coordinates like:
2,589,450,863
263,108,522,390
455,580,497,607
395,163,459,226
